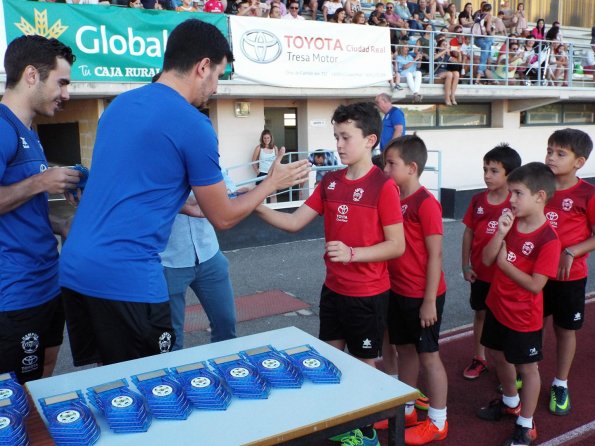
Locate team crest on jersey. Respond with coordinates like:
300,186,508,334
477,206,484,215
486,220,498,234
562,198,573,211
21,333,39,354
353,188,364,202
507,251,517,262
522,241,535,255
327,181,336,190
401,204,408,215
337,204,349,223
546,211,559,228
158,332,172,353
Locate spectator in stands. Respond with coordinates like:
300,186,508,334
517,36,537,82
203,0,225,13
395,0,421,33
266,0,286,16
449,25,464,60
224,0,239,14
546,23,563,43
410,0,434,24
513,3,528,36
369,3,388,26
485,41,523,85
301,0,319,21
431,0,447,18
531,18,546,41
175,0,197,11
458,2,474,34
443,3,458,32
352,11,367,25
329,7,347,23
473,2,494,85
416,23,434,74
129,0,144,7
396,40,423,103
493,11,507,36
497,0,514,31
584,43,595,83
283,1,304,20
344,0,362,23
434,37,461,105
547,41,569,86
322,0,342,22
248,0,266,16
268,4,281,17
385,2,407,29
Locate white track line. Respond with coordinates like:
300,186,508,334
538,420,595,445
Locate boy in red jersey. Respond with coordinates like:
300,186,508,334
256,102,405,446
382,135,448,445
478,162,560,446
461,144,522,380
543,128,594,416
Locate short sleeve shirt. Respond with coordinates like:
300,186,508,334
380,107,406,151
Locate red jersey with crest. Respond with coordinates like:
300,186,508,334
388,187,447,298
486,220,560,332
305,166,402,297
463,191,512,282
544,179,595,281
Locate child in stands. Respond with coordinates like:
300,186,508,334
256,102,405,446
542,129,594,416
462,144,521,380
383,134,449,445
477,162,560,446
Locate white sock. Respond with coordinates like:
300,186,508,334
405,401,415,415
502,393,520,408
552,378,568,388
516,415,533,429
428,406,447,430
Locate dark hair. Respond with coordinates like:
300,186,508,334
375,2,384,7
507,162,555,200
4,35,75,89
383,134,428,175
545,25,559,41
535,18,545,30
162,19,233,73
483,143,522,175
332,102,382,149
547,128,593,159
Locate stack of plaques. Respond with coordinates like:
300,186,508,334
0,374,29,418
0,399,28,446
87,379,151,433
170,362,232,411
209,354,270,399
241,345,304,389
131,370,192,420
282,345,342,384
39,391,100,446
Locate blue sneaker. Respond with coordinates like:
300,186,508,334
339,429,380,446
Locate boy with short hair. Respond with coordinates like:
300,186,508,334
256,102,405,446
478,162,561,446
382,135,449,445
462,144,522,380
543,128,595,416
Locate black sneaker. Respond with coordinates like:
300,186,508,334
502,422,537,446
477,398,521,421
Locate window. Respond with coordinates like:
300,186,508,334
521,103,595,125
399,103,490,129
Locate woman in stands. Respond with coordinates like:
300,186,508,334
322,0,342,22
352,11,367,24
547,41,569,86
434,38,461,105
396,39,423,103
443,3,458,32
343,0,361,22
531,18,546,41
458,2,474,34
416,23,435,74
329,7,347,23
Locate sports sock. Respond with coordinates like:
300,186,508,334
502,393,520,408
516,415,533,429
360,425,375,438
405,401,415,415
552,378,568,388
428,406,447,430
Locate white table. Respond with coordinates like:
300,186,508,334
26,326,417,445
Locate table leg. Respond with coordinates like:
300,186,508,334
388,405,405,446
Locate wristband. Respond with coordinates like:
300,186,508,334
348,246,355,263
564,248,575,258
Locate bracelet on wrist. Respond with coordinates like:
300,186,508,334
564,247,575,258
348,246,355,263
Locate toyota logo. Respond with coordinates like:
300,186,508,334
487,221,498,229
22,355,38,366
546,212,558,221
240,30,282,64
338,204,349,215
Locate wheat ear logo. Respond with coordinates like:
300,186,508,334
15,9,68,38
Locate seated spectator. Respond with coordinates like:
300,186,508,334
225,0,239,14
268,4,281,17
546,22,563,43
431,0,447,17
344,0,362,22
498,0,514,31
547,41,569,85
329,7,347,23
301,0,320,21
583,43,595,82
449,24,464,59
396,39,423,103
175,0,197,10
458,2,474,33
517,36,537,81
531,18,546,41
266,0,286,16
443,3,458,32
390,47,403,90
411,0,434,23
282,0,304,19
434,38,461,105
493,11,507,36
485,41,523,85
203,0,225,12
385,2,408,29
460,35,480,77
396,0,422,33
352,10,367,24
368,3,388,26
416,23,435,74
129,0,144,7
322,0,342,22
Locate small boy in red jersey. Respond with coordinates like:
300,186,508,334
461,144,521,380
256,102,405,446
478,162,561,446
382,135,449,445
542,128,594,416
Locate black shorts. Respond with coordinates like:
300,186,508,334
0,295,64,383
62,288,175,366
469,279,491,311
255,171,267,185
387,292,445,353
318,285,388,360
543,278,587,330
481,309,542,365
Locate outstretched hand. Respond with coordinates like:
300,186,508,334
266,147,310,191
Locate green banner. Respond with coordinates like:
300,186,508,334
1,0,229,82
